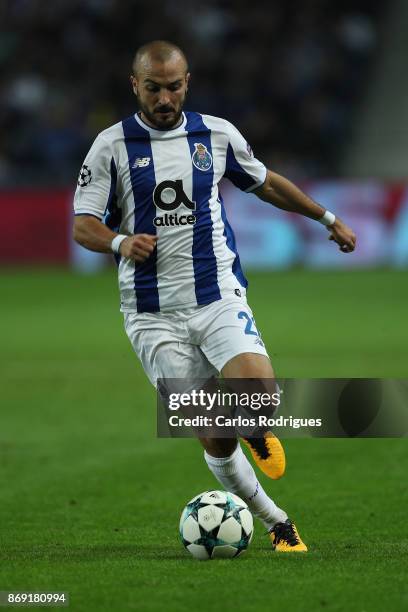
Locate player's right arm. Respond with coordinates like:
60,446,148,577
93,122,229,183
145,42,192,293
73,217,157,262
72,133,156,262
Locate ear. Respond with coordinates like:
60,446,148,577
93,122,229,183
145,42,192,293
185,72,191,92
130,75,138,95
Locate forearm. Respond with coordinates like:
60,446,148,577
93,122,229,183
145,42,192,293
73,215,119,253
254,169,356,252
255,171,325,220
73,215,158,261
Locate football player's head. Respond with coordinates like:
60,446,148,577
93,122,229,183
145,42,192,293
131,40,190,130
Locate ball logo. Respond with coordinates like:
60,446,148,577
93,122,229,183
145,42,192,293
192,143,212,171
203,508,218,522
153,179,196,227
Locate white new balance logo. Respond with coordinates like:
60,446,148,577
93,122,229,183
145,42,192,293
133,157,151,168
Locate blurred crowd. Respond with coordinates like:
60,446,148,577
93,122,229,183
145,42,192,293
0,0,385,186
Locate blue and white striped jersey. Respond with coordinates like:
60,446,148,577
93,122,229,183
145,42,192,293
73,111,267,313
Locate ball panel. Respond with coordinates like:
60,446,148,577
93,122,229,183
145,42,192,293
182,514,201,543
179,506,189,533
200,490,228,505
239,508,254,536
236,529,252,553
211,544,238,559
197,505,224,531
217,516,242,544
186,543,210,560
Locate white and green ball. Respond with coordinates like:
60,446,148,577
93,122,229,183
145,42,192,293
179,490,254,560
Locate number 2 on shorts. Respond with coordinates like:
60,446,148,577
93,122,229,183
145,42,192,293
238,311,259,337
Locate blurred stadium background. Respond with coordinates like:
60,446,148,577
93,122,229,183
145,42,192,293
1,2,407,611
1,0,408,269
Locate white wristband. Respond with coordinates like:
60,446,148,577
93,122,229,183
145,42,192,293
319,210,336,226
111,234,127,254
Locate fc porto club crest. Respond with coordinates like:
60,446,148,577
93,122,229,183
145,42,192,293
192,142,213,171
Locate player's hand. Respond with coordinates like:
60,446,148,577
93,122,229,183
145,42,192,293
119,234,158,262
327,218,356,253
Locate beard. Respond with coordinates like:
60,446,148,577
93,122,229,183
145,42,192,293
137,93,185,129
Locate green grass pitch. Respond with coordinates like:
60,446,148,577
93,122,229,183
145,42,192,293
1,269,407,611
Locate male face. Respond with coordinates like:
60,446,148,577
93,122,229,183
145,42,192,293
131,56,190,130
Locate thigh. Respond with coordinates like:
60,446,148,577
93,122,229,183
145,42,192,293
124,312,217,386
194,297,270,374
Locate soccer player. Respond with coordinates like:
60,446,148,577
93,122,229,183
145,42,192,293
73,41,356,552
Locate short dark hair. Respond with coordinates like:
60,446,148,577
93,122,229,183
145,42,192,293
132,40,188,76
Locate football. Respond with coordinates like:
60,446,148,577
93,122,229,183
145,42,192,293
179,490,254,560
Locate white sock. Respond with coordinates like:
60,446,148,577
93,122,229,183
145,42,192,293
204,444,288,530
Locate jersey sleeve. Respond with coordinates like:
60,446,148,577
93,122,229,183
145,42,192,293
223,122,267,192
73,134,117,220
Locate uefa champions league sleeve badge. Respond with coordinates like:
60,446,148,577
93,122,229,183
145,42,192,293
77,164,92,187
192,143,213,171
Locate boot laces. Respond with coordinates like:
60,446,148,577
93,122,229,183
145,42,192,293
270,520,299,546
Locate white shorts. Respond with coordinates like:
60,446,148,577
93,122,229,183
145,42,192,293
124,295,269,386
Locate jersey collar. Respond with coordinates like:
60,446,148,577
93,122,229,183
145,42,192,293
135,111,187,135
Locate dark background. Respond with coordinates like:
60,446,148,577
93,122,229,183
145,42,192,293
0,0,385,186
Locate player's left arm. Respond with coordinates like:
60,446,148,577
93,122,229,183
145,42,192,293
254,170,356,253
